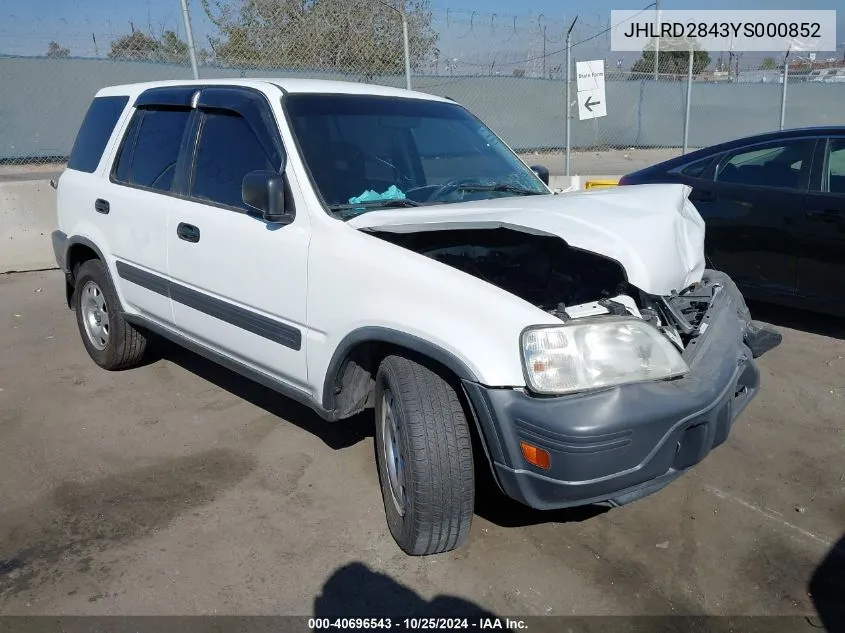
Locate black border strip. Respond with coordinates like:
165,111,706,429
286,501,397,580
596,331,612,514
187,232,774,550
0,615,830,633
116,260,301,351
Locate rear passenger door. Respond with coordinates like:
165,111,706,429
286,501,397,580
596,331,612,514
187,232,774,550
796,137,845,309
102,93,193,323
166,87,310,390
699,139,815,298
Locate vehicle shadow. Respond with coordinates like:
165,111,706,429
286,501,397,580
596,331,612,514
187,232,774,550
146,337,373,451
146,336,609,528
314,561,503,622
748,300,845,341
809,534,845,633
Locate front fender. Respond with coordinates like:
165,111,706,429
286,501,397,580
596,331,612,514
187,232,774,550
305,223,561,399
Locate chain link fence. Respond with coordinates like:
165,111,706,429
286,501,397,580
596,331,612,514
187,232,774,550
2,0,845,173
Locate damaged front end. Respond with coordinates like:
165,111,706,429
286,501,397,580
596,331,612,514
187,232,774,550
648,273,783,360
366,224,782,509
370,227,781,365
375,228,781,366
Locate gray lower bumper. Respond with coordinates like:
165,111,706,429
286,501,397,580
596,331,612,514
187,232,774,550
464,271,779,511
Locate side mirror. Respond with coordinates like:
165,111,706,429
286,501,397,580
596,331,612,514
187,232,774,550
242,169,293,224
530,164,550,186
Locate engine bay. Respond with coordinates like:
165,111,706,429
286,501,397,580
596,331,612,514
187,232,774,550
373,227,717,353
375,228,630,313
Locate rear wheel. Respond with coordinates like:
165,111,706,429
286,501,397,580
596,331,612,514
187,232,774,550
73,259,148,370
374,355,474,555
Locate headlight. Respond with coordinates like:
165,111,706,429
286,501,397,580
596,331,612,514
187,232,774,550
521,317,689,395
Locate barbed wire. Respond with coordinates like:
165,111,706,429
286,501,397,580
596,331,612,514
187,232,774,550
0,4,609,60
0,1,828,76
449,4,653,69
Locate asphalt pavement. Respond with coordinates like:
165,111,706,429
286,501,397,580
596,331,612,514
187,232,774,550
0,270,843,621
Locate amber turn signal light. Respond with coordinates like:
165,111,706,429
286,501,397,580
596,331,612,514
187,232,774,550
520,441,551,470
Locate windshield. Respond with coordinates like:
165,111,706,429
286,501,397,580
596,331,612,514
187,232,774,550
283,94,549,218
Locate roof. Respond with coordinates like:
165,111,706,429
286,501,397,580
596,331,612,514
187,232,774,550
95,77,451,103
681,125,845,156
729,126,845,139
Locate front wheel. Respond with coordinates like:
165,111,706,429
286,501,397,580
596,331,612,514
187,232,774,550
374,355,475,555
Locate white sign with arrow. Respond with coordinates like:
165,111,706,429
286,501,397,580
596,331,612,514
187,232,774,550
576,59,607,120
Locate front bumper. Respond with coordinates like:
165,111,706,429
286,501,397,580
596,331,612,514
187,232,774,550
463,271,781,511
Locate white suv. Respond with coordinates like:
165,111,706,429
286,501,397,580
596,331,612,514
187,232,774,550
52,79,781,555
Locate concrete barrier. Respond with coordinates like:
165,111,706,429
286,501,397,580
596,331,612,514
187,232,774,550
0,179,57,273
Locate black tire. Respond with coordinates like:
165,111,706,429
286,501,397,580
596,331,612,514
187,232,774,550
374,355,474,555
73,259,148,370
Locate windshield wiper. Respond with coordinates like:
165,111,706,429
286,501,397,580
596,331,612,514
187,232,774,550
452,183,544,196
329,198,422,219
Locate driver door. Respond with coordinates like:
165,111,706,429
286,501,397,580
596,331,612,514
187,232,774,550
166,87,311,390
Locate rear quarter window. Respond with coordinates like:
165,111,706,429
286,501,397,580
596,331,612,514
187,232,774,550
67,96,129,173
678,156,716,179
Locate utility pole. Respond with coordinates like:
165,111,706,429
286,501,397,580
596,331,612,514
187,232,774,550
780,47,790,130
683,45,693,154
401,15,411,89
542,26,547,79
728,38,734,81
376,0,412,90
653,0,660,80
565,15,578,177
178,0,200,79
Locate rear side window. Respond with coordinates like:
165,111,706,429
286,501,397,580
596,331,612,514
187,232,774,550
715,140,814,190
113,107,191,192
190,111,276,209
67,96,129,173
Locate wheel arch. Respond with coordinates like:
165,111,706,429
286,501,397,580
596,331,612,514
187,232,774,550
64,236,110,308
67,237,107,272
322,328,506,497
322,327,481,416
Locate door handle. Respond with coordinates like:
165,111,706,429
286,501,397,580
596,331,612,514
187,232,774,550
176,222,200,243
690,190,716,203
94,199,110,214
804,208,841,222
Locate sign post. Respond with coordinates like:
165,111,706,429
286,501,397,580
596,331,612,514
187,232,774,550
576,60,607,121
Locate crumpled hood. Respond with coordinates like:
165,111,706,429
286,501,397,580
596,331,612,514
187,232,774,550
348,183,706,296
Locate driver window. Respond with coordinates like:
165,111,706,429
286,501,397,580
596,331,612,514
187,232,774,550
190,110,276,210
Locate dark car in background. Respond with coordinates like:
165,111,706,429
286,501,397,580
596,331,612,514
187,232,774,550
619,127,845,316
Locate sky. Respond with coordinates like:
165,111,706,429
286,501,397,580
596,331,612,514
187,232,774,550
1,0,842,70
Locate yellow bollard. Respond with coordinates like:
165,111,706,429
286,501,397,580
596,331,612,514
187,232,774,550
584,179,619,190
